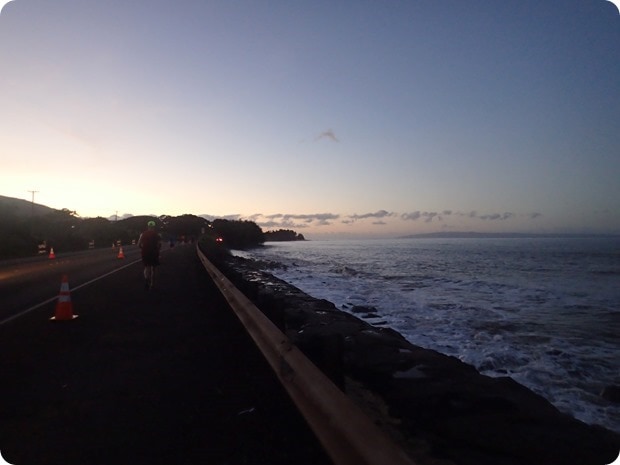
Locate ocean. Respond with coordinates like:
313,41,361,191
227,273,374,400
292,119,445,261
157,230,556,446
234,236,620,433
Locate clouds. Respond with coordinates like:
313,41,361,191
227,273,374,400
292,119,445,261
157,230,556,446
479,212,515,221
343,210,394,227
401,210,540,223
128,210,543,236
401,211,444,222
221,208,544,234
349,210,393,220
253,212,340,229
270,213,339,223
315,129,339,143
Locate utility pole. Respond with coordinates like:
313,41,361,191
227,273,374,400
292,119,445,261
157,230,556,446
27,189,39,237
27,190,39,216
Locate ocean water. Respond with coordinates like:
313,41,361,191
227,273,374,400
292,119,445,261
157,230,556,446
234,237,620,433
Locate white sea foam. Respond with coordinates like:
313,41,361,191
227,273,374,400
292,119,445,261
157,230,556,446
236,237,620,432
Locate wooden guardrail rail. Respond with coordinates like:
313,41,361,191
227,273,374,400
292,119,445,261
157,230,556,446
197,246,417,465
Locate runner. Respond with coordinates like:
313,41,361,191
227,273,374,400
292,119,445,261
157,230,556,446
137,220,162,290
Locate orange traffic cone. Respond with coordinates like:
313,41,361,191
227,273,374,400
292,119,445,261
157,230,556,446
49,247,56,259
117,247,125,259
50,275,78,321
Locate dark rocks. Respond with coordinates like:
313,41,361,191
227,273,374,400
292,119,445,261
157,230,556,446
350,304,378,313
220,255,620,465
350,305,383,319
601,385,620,403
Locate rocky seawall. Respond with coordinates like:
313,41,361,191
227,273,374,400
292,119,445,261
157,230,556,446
219,255,620,465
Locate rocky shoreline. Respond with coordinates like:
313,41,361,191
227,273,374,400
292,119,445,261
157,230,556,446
218,254,620,465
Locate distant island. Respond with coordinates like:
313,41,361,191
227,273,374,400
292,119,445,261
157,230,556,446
264,229,305,242
399,232,620,239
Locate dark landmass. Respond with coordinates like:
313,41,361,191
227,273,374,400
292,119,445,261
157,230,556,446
0,195,298,259
0,194,57,217
211,251,620,465
264,229,306,241
399,231,620,239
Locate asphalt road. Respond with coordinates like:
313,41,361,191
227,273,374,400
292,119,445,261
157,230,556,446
0,244,332,465
0,245,144,325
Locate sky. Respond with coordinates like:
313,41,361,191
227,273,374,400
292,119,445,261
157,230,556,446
1,0,619,239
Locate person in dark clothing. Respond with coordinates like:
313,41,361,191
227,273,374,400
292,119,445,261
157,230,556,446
137,220,162,290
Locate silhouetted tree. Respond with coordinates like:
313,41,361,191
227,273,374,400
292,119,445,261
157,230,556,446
0,203,33,257
161,214,210,242
0,197,283,258
212,219,264,249
264,229,306,241
40,209,84,251
77,217,118,248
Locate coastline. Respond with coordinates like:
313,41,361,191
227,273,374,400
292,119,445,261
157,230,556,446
219,254,620,465
397,232,620,239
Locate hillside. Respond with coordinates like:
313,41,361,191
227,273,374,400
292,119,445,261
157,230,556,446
0,195,58,217
0,195,271,259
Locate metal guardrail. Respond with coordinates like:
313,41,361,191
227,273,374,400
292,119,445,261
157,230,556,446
197,246,417,465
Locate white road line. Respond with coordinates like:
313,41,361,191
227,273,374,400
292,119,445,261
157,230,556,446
0,258,142,327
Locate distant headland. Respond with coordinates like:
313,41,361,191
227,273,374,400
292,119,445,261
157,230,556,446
399,231,620,239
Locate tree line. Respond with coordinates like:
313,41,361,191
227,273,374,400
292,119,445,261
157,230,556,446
263,229,306,241
0,207,303,260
